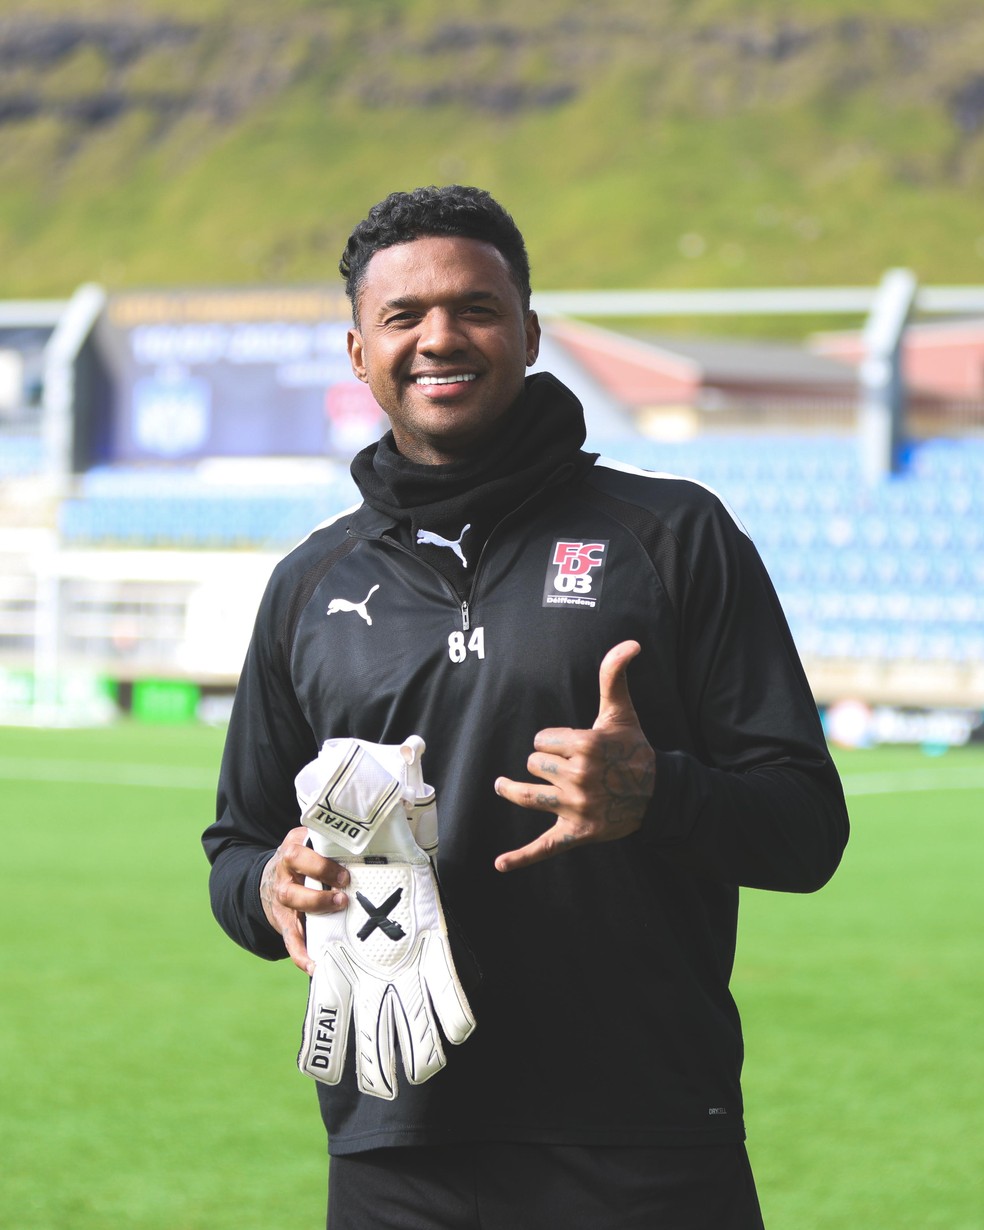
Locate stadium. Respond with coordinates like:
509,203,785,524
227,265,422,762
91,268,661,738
1,269,982,1229
1,273,983,737
2,4,984,1221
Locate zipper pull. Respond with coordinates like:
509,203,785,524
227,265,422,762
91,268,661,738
461,600,470,631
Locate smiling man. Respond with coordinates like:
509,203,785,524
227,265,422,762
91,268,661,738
346,233,540,464
203,186,849,1230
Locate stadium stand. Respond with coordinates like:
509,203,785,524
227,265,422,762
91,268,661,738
0,435,44,479
2,276,982,714
46,434,984,681
58,469,361,550
618,435,984,674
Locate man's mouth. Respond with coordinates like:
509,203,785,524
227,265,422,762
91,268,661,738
413,373,478,386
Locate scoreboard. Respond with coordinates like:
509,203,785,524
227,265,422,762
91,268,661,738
75,287,385,468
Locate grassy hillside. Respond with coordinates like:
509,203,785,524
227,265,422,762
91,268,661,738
3,0,984,304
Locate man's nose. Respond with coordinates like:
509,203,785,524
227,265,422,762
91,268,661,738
419,309,466,355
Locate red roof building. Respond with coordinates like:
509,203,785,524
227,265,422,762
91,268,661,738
812,318,984,402
542,317,857,412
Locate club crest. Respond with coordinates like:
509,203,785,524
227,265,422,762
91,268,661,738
542,539,609,610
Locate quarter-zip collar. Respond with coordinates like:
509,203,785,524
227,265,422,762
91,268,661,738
348,372,597,596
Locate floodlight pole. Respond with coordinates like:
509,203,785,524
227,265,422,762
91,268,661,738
858,269,918,485
40,283,106,495
33,284,105,723
31,541,62,726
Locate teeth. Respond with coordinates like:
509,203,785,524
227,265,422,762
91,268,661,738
415,374,477,385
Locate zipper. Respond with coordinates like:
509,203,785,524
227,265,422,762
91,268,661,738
347,527,473,630
346,459,583,635
466,459,583,596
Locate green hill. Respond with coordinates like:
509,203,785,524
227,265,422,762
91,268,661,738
3,0,984,306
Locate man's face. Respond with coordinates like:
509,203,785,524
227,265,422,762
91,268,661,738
347,235,541,465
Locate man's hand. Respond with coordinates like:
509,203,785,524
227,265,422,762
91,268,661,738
493,640,656,873
260,826,350,973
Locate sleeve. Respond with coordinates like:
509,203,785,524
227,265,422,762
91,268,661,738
643,491,849,893
201,562,319,960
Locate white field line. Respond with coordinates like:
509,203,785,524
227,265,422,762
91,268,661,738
840,768,984,797
0,757,216,791
1,758,982,798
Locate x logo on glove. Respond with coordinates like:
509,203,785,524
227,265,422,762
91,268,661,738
355,889,406,942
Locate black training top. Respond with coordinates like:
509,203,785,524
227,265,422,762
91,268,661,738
203,374,849,1156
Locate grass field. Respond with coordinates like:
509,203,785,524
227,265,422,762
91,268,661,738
1,721,982,1228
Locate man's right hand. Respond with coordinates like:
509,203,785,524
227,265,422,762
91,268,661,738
260,826,350,974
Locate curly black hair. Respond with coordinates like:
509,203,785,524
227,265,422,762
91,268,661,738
339,185,532,324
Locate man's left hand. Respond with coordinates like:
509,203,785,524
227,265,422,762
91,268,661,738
493,640,656,872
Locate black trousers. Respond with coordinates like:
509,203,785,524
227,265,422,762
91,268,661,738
327,1141,765,1230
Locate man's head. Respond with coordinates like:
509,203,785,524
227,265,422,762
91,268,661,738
342,186,541,465
340,185,532,329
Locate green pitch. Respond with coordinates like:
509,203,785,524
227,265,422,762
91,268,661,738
1,722,982,1228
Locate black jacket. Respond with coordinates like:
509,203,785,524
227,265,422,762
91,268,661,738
203,390,848,1155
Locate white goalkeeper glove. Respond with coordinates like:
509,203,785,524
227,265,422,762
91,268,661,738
294,735,476,1100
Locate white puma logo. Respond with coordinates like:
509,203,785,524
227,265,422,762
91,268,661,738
326,584,380,626
416,523,471,567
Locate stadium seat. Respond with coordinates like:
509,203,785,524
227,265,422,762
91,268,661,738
46,434,984,670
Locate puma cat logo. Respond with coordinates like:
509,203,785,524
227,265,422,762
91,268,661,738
416,523,471,568
326,584,380,626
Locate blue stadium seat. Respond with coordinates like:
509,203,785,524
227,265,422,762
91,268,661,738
53,435,984,670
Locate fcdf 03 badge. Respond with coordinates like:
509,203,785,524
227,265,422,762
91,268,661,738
542,539,609,610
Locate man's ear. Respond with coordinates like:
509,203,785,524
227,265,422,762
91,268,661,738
347,328,368,383
525,310,542,366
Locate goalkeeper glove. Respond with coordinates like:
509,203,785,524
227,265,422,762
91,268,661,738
294,735,476,1100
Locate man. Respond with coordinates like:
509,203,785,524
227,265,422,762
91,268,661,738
203,185,849,1229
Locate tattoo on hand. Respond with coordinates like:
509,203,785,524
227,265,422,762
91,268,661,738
260,858,281,918
600,739,656,830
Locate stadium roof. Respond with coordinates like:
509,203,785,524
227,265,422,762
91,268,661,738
540,317,857,409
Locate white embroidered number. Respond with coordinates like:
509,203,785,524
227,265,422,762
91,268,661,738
448,627,486,663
